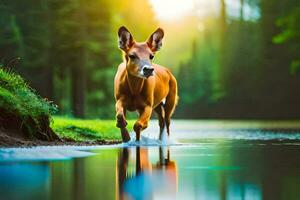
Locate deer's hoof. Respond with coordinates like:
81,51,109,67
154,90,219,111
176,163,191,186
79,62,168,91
121,128,131,142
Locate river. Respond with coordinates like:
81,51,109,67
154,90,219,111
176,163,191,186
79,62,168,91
1,120,300,200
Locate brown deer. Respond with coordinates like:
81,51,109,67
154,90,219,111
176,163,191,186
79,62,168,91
114,26,178,142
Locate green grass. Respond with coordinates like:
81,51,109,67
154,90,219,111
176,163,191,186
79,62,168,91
51,116,134,141
0,67,56,136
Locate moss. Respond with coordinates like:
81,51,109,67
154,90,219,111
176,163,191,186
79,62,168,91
51,116,134,141
0,67,57,137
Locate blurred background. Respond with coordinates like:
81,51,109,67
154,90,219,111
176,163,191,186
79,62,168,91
0,0,299,119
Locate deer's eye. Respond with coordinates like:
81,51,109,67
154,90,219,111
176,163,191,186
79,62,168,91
150,54,154,60
129,54,137,59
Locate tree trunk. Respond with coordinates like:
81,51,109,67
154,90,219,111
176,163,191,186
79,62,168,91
71,0,87,118
43,0,53,101
71,63,85,118
218,0,227,95
240,0,244,22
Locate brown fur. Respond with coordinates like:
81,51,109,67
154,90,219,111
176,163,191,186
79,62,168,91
114,26,178,142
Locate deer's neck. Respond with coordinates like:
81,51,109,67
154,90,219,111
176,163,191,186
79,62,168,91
126,70,144,96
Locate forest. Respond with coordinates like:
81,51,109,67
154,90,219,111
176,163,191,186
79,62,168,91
0,0,299,119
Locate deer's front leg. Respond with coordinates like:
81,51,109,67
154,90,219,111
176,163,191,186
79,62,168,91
116,99,130,142
134,106,152,141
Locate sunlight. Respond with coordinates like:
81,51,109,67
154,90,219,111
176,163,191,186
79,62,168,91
149,0,259,21
149,0,195,21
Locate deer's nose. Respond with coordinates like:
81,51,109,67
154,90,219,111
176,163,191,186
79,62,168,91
142,65,154,77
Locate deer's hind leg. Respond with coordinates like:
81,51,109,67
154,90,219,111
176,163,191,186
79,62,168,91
154,103,165,140
164,76,178,136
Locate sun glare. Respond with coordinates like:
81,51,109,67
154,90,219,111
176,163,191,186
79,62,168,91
149,0,195,21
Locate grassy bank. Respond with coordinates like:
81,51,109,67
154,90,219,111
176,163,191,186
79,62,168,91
52,116,134,142
0,67,58,142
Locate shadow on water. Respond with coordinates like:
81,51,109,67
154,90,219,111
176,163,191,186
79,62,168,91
1,142,300,199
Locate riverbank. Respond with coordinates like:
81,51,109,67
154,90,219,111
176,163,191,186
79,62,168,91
0,116,134,147
0,130,121,147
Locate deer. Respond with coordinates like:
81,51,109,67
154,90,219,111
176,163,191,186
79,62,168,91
114,26,178,142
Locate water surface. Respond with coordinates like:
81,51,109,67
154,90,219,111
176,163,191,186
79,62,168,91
1,120,300,200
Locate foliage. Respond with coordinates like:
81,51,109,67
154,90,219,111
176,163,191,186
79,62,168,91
177,0,300,118
51,116,134,141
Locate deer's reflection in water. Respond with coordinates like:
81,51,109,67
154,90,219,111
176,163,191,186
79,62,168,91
117,147,177,200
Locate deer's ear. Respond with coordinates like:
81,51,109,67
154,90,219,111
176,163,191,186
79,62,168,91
118,26,134,51
147,28,164,52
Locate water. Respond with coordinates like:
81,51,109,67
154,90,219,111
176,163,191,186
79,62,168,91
1,120,300,200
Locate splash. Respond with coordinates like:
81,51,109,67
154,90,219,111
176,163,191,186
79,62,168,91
122,128,177,147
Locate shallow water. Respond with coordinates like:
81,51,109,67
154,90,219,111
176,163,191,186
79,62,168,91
1,120,300,200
